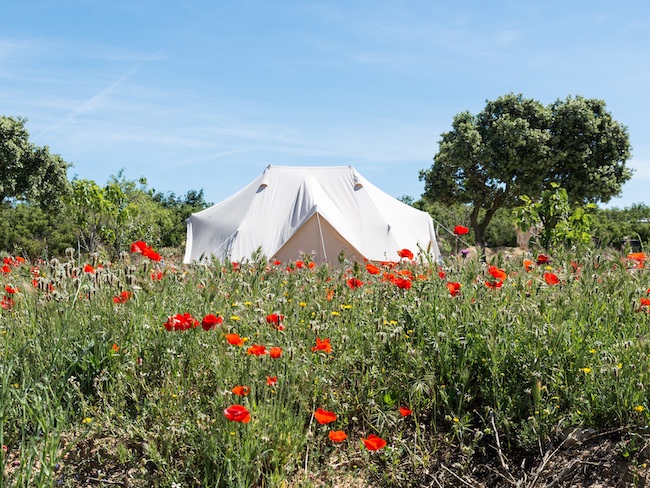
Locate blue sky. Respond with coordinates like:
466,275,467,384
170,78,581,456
2,1,649,208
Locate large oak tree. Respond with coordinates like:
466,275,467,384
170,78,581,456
419,94,632,248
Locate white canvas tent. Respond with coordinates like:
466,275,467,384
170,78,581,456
183,166,441,265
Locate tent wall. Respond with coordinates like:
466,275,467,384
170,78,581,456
183,166,441,264
273,212,364,264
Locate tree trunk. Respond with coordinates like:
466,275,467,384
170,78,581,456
469,205,485,252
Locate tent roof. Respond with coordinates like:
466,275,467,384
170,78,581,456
183,165,440,264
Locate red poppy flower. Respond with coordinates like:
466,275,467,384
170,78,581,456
5,285,18,294
399,406,413,417
224,404,251,423
361,434,387,451
346,277,364,289
265,313,284,324
0,265,10,274
113,291,132,303
488,265,507,281
273,260,282,266
311,337,332,354
314,408,337,424
544,272,560,285
366,263,380,275
5,256,24,266
265,313,285,328
295,260,304,269
394,277,412,290
640,298,650,307
231,385,250,396
164,313,199,331
247,344,267,356
1,296,14,310
83,264,95,273
536,254,550,265
446,282,461,297
523,259,534,271
142,248,162,262
438,270,446,279
226,333,246,346
329,430,347,442
266,376,278,386
453,225,469,236
202,314,224,331
269,347,282,359
628,252,647,262
485,281,503,289
150,270,163,281
397,248,414,260
111,343,119,352
131,240,162,262
130,240,147,254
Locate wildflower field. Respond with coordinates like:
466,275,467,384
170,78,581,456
1,245,650,487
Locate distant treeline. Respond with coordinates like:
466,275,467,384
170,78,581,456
406,198,650,254
2,178,648,260
0,172,209,259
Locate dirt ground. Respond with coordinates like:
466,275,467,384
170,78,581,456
5,427,646,487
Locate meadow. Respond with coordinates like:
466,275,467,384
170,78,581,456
1,244,649,487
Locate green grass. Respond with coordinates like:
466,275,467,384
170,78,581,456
1,249,649,486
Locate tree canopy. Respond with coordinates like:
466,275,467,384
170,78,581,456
419,94,632,248
0,116,71,207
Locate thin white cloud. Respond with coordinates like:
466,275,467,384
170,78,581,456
34,46,167,138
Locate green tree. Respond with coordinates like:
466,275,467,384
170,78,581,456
548,96,632,204
419,94,550,248
66,178,129,253
514,183,595,250
591,203,650,249
0,202,76,258
151,188,210,247
0,116,71,207
64,172,209,256
419,93,632,249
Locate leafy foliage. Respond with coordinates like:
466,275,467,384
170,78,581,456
66,178,130,253
591,204,650,249
0,202,76,258
0,116,71,208
420,93,632,248
515,183,596,250
548,96,632,203
0,171,209,258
